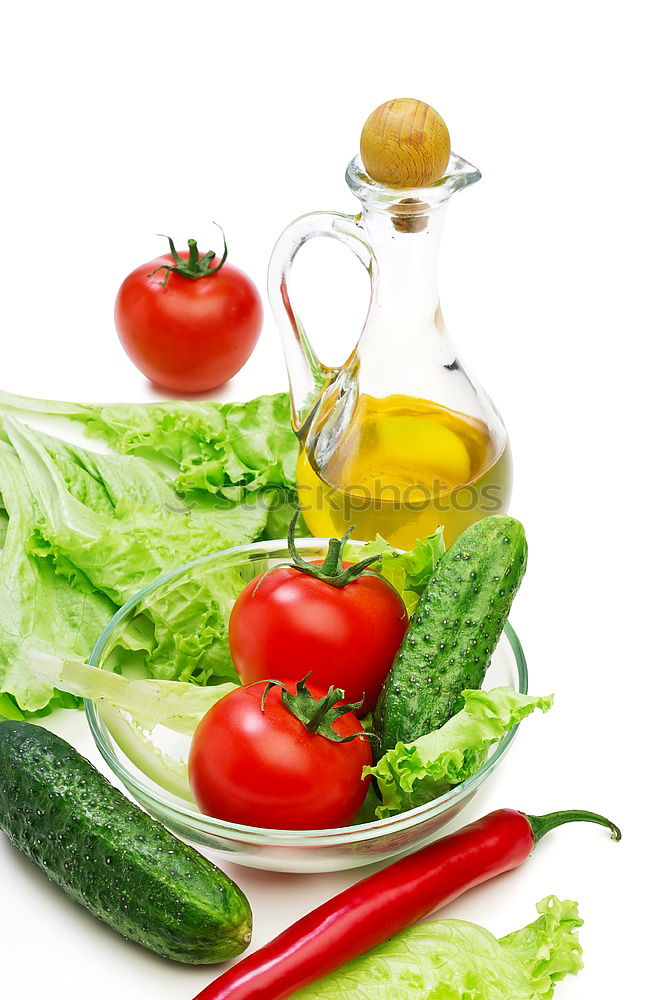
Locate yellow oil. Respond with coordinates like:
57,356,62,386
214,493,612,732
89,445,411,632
297,395,512,549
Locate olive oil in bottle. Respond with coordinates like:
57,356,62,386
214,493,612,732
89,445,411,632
297,395,512,550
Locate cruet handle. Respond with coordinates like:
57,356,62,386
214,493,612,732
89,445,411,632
267,212,373,432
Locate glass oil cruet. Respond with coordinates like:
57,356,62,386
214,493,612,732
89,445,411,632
268,98,512,550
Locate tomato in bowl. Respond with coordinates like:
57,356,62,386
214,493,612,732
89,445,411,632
85,538,529,873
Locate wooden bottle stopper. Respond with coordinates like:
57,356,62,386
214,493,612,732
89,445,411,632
360,98,451,189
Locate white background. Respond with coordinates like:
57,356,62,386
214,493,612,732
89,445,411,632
0,2,664,997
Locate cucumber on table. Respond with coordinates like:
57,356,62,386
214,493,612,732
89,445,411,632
373,516,527,757
0,721,252,964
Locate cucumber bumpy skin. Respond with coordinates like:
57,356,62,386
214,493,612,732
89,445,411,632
0,721,252,964
373,516,528,758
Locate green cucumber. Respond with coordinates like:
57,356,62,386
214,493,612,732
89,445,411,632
0,721,252,964
373,516,527,757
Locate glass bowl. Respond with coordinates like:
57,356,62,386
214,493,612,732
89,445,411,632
86,538,527,873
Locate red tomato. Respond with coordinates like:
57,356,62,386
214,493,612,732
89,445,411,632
229,567,408,714
188,680,371,830
114,239,262,392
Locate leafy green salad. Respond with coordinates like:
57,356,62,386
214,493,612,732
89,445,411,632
0,390,298,717
0,387,549,825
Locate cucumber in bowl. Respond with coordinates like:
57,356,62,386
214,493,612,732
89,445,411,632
82,520,541,872
5,519,541,873
374,516,528,756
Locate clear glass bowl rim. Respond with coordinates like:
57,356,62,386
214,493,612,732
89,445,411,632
85,537,528,848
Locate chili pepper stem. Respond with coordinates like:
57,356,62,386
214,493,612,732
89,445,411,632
523,809,622,846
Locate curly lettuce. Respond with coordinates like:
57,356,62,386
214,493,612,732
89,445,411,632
293,896,583,1000
353,529,446,614
367,687,553,818
0,410,282,714
0,441,128,713
0,388,297,501
3,416,267,684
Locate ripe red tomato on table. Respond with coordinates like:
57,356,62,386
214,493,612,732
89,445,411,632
114,233,262,392
229,528,408,715
188,678,371,830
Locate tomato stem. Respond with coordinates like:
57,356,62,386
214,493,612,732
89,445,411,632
148,225,229,286
284,513,382,588
257,676,369,744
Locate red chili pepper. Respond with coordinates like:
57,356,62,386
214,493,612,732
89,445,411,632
193,808,620,1000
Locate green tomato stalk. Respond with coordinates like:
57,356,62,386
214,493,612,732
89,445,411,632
257,675,373,745
150,226,229,286
257,513,383,592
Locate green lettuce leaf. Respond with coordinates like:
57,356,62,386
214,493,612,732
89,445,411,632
98,704,194,801
367,687,553,818
4,416,267,685
353,529,445,614
293,896,583,1000
0,693,25,720
499,897,585,992
257,485,308,541
0,410,277,714
0,388,297,501
0,505,9,549
0,441,125,713
24,648,236,733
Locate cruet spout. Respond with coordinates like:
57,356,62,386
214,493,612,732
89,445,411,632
267,212,373,433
